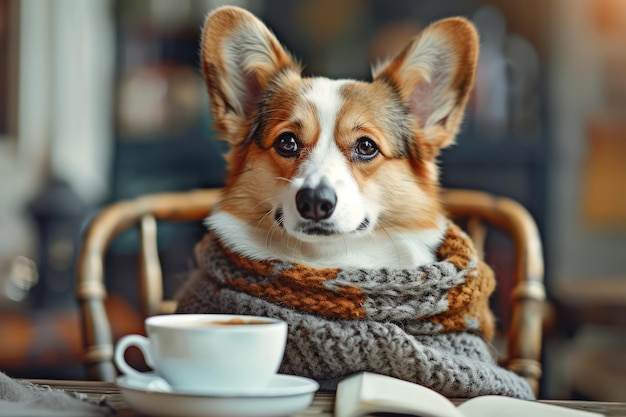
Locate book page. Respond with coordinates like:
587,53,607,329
336,373,605,417
335,372,464,417
458,396,605,417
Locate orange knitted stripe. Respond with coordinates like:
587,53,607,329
227,246,278,276
221,248,367,319
436,222,474,270
474,261,496,338
430,260,496,340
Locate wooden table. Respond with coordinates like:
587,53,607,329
30,379,626,416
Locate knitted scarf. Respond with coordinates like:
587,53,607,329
175,221,534,399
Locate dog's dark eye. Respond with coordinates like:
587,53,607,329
354,137,379,160
274,132,300,158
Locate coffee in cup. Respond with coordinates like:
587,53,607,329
114,314,287,393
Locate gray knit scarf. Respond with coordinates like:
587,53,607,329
175,221,534,399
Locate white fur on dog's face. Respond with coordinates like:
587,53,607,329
278,78,376,242
200,6,479,269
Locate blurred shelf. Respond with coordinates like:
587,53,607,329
441,132,546,165
112,134,227,201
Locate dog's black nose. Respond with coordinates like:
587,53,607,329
296,184,337,221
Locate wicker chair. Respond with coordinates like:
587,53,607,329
75,188,545,395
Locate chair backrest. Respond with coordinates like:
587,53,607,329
75,188,544,394
442,189,545,395
75,189,222,382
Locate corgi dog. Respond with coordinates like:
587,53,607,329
201,6,478,270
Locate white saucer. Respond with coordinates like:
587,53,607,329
116,374,319,417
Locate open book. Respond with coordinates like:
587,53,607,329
335,372,604,417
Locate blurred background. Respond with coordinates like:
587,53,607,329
1,0,625,400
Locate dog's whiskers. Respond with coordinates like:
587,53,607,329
275,176,295,184
292,234,309,266
254,208,275,236
265,211,286,255
377,220,405,269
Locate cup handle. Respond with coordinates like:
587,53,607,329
114,334,156,379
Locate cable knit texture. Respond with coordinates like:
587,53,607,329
175,221,534,399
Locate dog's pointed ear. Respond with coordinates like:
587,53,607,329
201,6,300,142
373,18,478,149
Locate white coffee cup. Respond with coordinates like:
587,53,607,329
114,314,287,393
